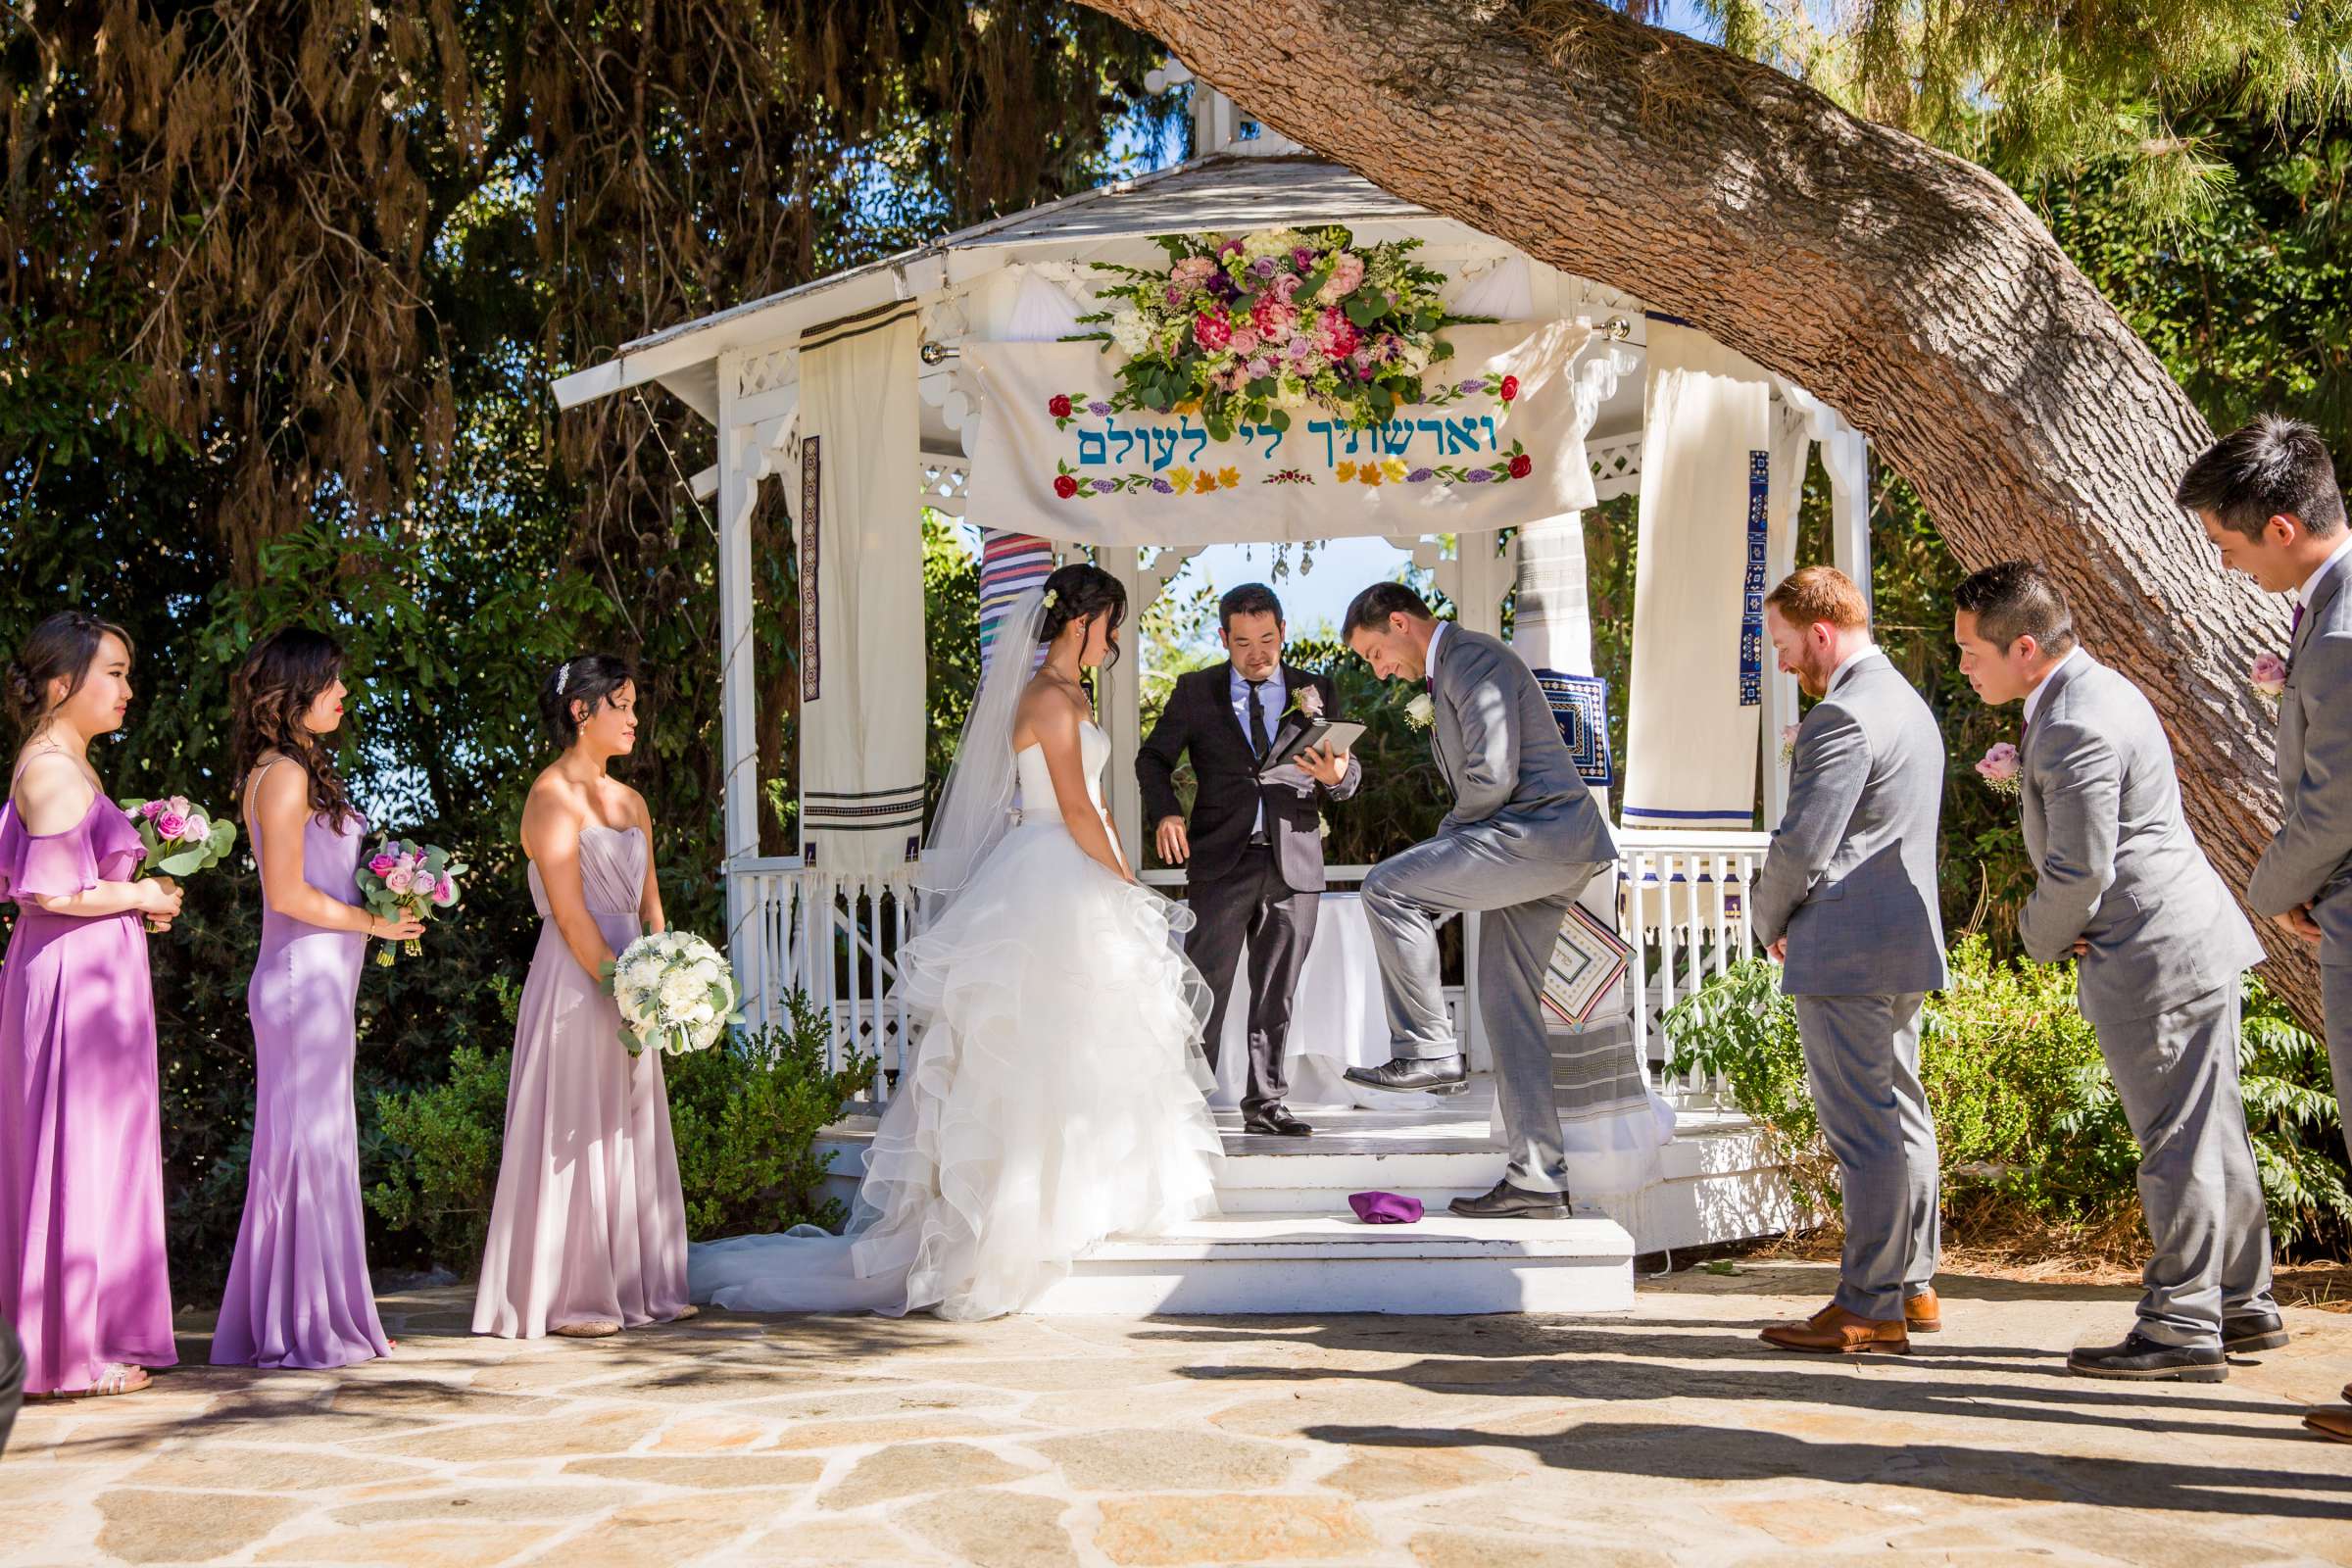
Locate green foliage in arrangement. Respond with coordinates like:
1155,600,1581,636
1665,939,2351,1251
367,993,874,1272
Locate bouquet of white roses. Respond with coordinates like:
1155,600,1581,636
603,931,743,1056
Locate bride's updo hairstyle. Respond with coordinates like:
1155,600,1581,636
232,627,361,832
539,653,636,750
1037,563,1126,670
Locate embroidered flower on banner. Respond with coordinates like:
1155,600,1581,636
1066,225,1495,443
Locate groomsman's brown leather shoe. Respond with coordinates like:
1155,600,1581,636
2305,1406,2352,1445
1759,1302,1910,1355
1904,1289,1942,1334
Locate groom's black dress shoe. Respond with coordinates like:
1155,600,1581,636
1244,1105,1313,1137
1344,1055,1469,1096
1448,1179,1571,1219
2223,1311,2289,1354
2067,1332,2228,1382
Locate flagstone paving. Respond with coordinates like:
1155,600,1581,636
8,1261,2352,1566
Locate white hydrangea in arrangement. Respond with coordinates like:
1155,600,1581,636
603,931,743,1056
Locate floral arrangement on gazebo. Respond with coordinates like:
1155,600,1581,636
1065,226,1494,441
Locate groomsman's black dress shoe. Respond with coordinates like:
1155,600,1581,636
1447,1179,1570,1219
2067,1332,2228,1382
1244,1105,1313,1137
1344,1055,1470,1096
2222,1311,2289,1354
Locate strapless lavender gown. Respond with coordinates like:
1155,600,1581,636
0,785,175,1395
473,824,689,1338
211,807,391,1369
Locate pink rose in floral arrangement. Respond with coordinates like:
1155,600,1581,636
1272,272,1301,304
1314,308,1359,362
1318,251,1365,302
411,870,438,901
1227,326,1259,358
2250,652,2288,699
174,815,210,844
1246,357,1274,379
1171,255,1220,291
168,796,192,816
1217,236,1245,258
1291,246,1318,270
1250,296,1298,343
385,865,415,895
432,876,460,907
153,809,188,842
368,851,400,876
1194,306,1234,352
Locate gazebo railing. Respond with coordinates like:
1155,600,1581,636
730,825,1769,1111
1617,827,1771,1105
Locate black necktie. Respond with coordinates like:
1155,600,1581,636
1246,679,1272,760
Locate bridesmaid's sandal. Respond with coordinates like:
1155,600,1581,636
670,1304,700,1321
552,1319,621,1339
41,1363,151,1399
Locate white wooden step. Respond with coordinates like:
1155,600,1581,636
1025,1209,1635,1316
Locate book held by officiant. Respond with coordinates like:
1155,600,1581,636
1266,718,1367,769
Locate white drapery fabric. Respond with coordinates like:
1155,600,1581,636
1621,319,1774,832
797,301,927,871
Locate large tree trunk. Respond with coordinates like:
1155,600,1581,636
1082,0,2318,1028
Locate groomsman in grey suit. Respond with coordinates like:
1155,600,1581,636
1750,567,1947,1355
1342,583,1619,1217
1955,561,2278,1382
2178,419,2352,1427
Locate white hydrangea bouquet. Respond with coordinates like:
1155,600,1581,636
602,931,744,1056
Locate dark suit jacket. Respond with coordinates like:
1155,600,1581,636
1137,662,1361,892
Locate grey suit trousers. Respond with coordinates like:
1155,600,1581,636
2095,983,2276,1347
1361,824,1596,1195
1792,993,1940,1321
2327,965,2352,1170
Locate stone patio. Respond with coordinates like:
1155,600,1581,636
7,1262,2351,1567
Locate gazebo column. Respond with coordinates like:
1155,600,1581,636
714,351,766,1015
1099,544,1146,869
1823,428,1873,610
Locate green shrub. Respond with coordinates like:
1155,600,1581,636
367,990,872,1272
1664,936,2351,1251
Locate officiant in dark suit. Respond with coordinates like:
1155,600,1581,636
1139,584,1361,1136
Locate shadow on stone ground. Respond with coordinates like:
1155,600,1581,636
5,1260,2350,1567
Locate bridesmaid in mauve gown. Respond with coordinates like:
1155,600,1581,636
212,629,421,1370
474,654,691,1339
0,612,183,1397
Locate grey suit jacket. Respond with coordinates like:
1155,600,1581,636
1430,626,1617,866
2249,549,2352,966
1751,652,1948,997
2019,654,2264,1024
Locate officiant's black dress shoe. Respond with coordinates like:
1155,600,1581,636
1344,1055,1470,1096
1447,1179,1571,1219
1244,1105,1313,1137
2068,1332,2228,1382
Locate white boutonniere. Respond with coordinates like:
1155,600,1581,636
2250,652,2287,708
1777,723,1799,765
1405,692,1436,729
1316,813,1331,839
1290,685,1325,721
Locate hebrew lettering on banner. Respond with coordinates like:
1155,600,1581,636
962,322,1603,547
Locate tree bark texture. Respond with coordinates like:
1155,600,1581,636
1081,0,2321,1029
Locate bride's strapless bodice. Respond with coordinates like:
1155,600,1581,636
1013,721,1109,824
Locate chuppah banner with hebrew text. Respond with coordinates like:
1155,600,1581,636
961,322,1598,547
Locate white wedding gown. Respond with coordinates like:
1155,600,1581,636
689,721,1224,1320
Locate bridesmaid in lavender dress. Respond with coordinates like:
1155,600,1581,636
211,629,421,1370
0,612,182,1398
474,655,692,1339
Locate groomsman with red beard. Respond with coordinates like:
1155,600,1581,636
1954,561,2278,1382
2178,418,2352,1433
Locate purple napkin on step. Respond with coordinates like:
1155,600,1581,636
1348,1191,1424,1225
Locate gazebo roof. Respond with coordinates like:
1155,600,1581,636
551,154,1489,417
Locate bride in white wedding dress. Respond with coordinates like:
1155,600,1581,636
689,564,1223,1321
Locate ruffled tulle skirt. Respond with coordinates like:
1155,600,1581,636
689,821,1223,1320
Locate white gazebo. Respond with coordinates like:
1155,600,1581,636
555,84,1871,1308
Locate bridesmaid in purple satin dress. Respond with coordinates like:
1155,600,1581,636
211,629,420,1370
1,612,182,1398
474,655,692,1339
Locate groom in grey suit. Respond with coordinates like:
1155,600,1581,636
2179,418,2352,1433
1342,583,1619,1217
1956,561,2278,1382
1750,567,1947,1355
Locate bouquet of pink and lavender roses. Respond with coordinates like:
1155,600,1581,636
120,795,237,879
356,837,466,965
